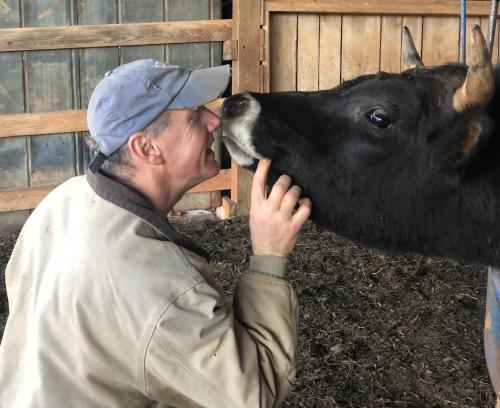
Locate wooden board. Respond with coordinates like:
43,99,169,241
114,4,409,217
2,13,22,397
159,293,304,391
0,20,233,52
231,0,261,216
269,13,298,91
319,14,342,89
0,99,225,139
265,1,500,17
342,15,381,80
297,14,319,91
422,17,460,66
0,169,232,213
381,16,403,73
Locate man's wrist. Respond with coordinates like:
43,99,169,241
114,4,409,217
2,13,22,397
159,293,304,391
249,255,289,279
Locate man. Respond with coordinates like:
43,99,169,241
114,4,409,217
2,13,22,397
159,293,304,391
0,59,312,407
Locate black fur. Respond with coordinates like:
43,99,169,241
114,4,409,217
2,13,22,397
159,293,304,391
222,65,500,267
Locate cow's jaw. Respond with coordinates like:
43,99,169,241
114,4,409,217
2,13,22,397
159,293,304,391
221,93,265,167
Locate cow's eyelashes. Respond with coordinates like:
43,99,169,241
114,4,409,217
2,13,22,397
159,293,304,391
368,110,392,129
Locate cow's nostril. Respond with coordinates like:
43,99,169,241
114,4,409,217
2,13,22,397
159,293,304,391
223,95,249,118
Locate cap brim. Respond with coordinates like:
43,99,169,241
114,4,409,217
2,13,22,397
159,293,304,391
168,64,231,109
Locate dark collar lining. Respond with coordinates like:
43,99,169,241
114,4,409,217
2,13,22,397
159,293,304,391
86,171,210,262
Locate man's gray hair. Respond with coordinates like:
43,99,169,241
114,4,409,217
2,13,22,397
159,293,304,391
86,109,171,178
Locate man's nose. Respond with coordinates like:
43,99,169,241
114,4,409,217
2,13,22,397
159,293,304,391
205,108,221,133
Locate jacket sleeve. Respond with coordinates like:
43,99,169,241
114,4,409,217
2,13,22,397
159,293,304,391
142,255,298,408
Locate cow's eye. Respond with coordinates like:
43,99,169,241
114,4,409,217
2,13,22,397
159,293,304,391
369,110,391,128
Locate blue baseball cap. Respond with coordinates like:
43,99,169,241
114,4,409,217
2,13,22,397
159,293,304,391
87,59,231,172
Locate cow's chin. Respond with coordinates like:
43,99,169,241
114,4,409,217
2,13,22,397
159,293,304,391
222,136,259,168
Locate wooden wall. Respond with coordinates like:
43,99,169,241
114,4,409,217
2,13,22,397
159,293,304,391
0,0,223,235
267,4,500,92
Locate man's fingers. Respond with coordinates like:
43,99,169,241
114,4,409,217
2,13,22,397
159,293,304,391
280,185,301,214
251,160,271,203
292,198,312,225
268,175,292,208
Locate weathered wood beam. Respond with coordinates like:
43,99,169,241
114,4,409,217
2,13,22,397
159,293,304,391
0,169,231,212
265,1,500,17
0,19,233,52
0,99,225,138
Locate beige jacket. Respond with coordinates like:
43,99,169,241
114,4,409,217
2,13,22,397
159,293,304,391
0,172,298,408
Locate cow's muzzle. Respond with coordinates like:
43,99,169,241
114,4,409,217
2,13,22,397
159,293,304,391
221,93,265,167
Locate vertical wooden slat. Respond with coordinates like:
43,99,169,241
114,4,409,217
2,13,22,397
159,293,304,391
119,0,165,63
401,16,423,70
381,15,403,73
422,17,460,66
270,13,298,91
319,14,342,89
78,0,119,170
24,0,75,187
297,14,319,91
232,0,261,215
341,15,381,81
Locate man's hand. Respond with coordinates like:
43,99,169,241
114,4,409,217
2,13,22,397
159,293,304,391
250,160,312,257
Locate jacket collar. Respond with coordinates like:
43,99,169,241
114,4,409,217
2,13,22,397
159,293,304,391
86,171,210,261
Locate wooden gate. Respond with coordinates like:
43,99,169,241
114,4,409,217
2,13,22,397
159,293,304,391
262,1,499,94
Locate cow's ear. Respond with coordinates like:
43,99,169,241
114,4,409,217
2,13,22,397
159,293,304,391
438,112,492,170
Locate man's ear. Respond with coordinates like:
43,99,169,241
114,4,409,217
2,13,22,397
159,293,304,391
438,112,492,171
128,133,163,165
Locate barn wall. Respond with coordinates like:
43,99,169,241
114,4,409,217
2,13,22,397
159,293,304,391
268,11,500,92
0,0,223,236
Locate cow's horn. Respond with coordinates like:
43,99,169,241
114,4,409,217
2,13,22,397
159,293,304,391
402,26,424,69
453,25,495,111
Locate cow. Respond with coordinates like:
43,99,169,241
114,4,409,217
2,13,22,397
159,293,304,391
220,25,500,406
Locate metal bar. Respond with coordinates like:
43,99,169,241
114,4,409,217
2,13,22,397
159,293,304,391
488,0,499,55
460,0,467,63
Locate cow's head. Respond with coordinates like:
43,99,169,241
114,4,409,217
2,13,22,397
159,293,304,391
221,26,499,263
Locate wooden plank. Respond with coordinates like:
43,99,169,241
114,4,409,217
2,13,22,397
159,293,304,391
265,1,500,17
297,14,319,91
119,0,165,64
0,20,233,52
0,99,226,139
24,1,75,188
401,16,423,70
381,16,403,73
232,0,261,216
422,17,460,66
0,169,232,213
342,15,381,81
269,13,298,91
319,14,342,89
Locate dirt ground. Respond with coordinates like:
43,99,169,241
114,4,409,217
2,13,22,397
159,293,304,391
0,217,496,407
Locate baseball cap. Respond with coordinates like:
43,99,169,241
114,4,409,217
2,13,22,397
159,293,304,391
87,59,231,173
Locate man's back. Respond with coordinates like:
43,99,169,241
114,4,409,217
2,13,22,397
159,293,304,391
0,176,208,407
